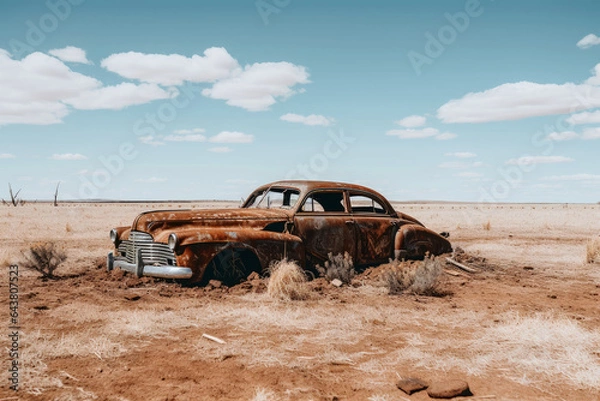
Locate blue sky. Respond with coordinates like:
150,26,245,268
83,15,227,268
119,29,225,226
1,0,599,202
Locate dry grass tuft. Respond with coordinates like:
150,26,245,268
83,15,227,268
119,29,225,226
65,222,72,233
586,237,600,263
21,241,67,279
396,312,600,389
381,256,443,295
483,219,491,230
473,313,600,388
251,388,278,401
316,252,355,284
267,259,309,301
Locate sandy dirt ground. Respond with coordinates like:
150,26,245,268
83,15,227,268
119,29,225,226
1,201,599,401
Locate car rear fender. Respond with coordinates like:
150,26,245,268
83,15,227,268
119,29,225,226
394,224,452,259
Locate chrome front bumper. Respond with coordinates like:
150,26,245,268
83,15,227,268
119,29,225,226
108,251,193,279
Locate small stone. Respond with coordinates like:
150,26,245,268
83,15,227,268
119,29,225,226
331,279,343,287
427,380,471,399
396,377,429,395
209,280,222,288
247,271,260,281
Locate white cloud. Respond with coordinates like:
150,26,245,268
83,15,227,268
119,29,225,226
163,134,206,142
566,109,600,125
65,83,176,110
202,62,310,111
208,146,233,153
456,172,483,178
505,156,573,166
439,161,483,169
577,34,600,49
445,152,477,158
0,51,99,125
435,132,457,140
208,131,254,143
0,153,15,159
51,153,87,160
586,64,600,86
139,135,164,146
386,127,456,140
395,115,426,128
547,131,579,141
48,46,91,64
136,177,167,183
280,113,334,126
173,128,206,135
437,81,600,123
0,50,182,126
582,127,600,139
544,174,600,181
101,47,239,86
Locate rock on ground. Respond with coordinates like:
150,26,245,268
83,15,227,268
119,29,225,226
427,380,471,398
396,377,429,395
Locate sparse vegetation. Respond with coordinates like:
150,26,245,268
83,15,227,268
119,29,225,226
21,241,67,279
53,182,60,207
586,237,600,263
267,259,309,301
3,183,25,206
316,252,355,284
251,388,278,401
483,219,491,230
381,256,442,295
65,222,73,233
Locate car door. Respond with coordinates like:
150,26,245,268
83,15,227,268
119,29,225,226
348,191,396,265
293,189,356,266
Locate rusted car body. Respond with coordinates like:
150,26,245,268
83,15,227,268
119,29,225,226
107,181,451,284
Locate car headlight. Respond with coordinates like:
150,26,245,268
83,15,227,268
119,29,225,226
110,229,118,244
168,233,178,251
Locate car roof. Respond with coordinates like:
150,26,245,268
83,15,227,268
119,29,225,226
257,180,378,194
248,180,398,217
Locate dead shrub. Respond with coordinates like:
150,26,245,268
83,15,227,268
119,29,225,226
483,220,491,230
316,252,355,284
381,256,442,295
586,237,600,263
65,222,72,233
267,259,309,301
21,242,67,279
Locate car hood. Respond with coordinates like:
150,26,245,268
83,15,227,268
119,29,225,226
132,208,292,234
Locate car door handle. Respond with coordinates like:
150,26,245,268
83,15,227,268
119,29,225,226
345,220,355,224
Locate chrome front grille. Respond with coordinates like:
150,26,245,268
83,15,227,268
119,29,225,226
117,231,176,266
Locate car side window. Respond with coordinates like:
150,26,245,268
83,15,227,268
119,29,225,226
349,193,387,214
299,191,346,213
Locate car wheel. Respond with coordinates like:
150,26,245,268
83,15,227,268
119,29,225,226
207,249,259,286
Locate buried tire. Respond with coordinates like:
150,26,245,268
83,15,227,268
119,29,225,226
205,249,261,286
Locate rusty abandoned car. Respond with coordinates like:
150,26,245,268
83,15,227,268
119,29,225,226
107,181,452,284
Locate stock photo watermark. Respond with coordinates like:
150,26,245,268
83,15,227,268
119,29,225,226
7,0,85,58
407,0,486,76
78,85,202,198
285,129,355,179
462,90,599,224
8,264,20,391
255,0,291,25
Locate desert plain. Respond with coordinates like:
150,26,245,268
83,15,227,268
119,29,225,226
1,201,599,401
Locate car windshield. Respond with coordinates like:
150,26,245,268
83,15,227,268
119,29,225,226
243,187,301,209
